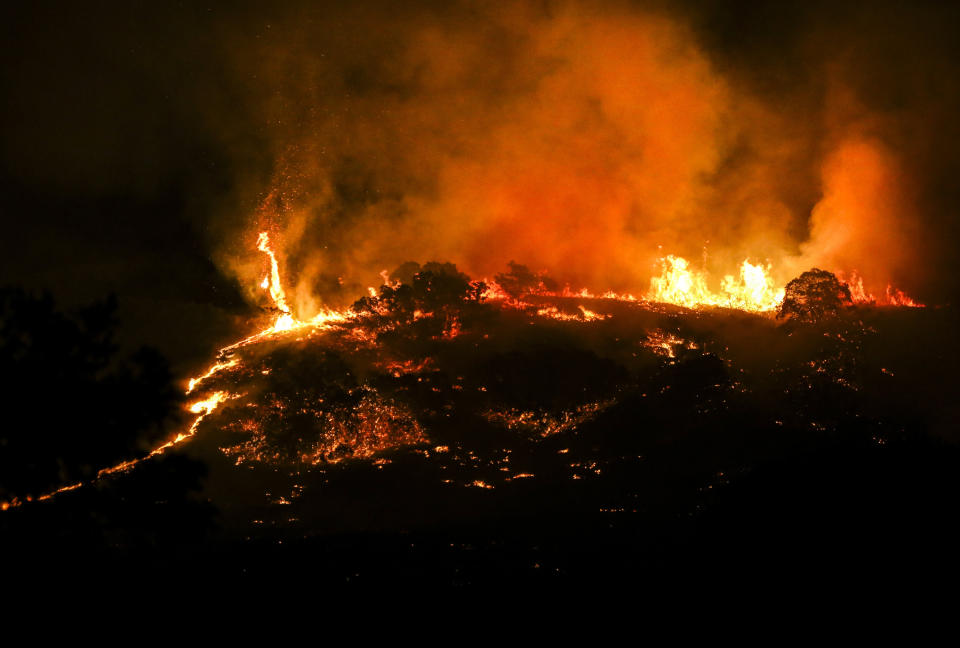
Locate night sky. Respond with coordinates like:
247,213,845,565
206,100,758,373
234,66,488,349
3,0,960,374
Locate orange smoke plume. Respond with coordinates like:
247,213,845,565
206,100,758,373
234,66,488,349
212,2,929,311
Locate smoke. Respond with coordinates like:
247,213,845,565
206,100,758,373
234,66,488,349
216,3,724,309
4,1,954,322
208,0,954,316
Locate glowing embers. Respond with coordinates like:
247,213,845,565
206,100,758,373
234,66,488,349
220,389,426,467
647,255,784,312
483,400,615,438
377,357,435,378
643,330,698,358
535,305,609,322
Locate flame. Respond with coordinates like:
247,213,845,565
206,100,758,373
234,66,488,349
837,270,925,307
647,256,925,312
96,391,232,479
646,255,784,312
256,231,355,333
841,271,873,303
91,232,355,478
885,286,923,308
2,230,356,509
220,394,426,467
188,391,228,415
535,305,610,322
257,231,295,328
479,252,920,314
187,358,238,394
643,330,698,358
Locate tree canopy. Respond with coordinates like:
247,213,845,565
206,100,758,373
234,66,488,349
0,288,180,500
777,269,853,323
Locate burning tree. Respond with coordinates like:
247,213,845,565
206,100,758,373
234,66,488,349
493,261,558,300
352,262,487,336
777,269,854,323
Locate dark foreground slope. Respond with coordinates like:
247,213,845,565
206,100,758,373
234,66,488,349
3,297,959,595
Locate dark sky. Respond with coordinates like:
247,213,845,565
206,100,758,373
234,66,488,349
3,0,959,374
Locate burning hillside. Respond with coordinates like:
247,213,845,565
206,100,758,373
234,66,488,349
1,230,926,511
7,0,960,598
2,220,956,593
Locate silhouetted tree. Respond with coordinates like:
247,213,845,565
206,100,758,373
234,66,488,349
777,269,853,323
0,288,182,500
494,261,558,300
352,261,486,334
390,261,424,287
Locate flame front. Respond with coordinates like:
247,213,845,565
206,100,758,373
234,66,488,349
645,255,919,312
646,255,784,312
2,227,924,512
837,270,925,308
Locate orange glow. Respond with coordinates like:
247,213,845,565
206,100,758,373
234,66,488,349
4,217,924,512
257,231,293,323
479,251,921,314
837,270,925,307
643,330,697,358
647,255,784,312
212,5,938,318
795,136,921,298
5,230,358,507
187,358,238,394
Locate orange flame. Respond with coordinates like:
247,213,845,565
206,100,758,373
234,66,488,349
837,270,925,307
646,255,784,312
257,231,297,331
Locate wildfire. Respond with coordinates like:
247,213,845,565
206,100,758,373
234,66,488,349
643,330,698,358
3,225,926,513
1,231,354,510
483,400,615,438
478,254,921,315
837,271,924,307
640,255,922,313
480,253,922,315
95,232,360,475
257,231,295,330
535,305,610,322
187,358,238,394
221,394,426,467
647,255,785,312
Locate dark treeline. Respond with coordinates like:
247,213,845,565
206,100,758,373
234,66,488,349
0,288,183,500
0,288,215,575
